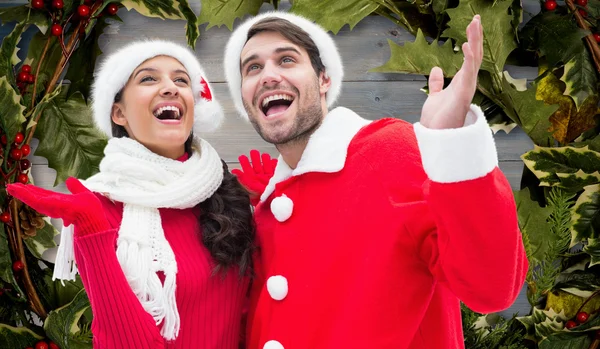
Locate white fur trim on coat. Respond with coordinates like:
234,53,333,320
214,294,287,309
413,104,498,183
224,11,343,120
92,40,224,138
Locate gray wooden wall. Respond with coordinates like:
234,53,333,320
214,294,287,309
6,0,534,316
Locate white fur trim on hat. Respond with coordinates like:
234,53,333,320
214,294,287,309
224,11,343,120
92,40,224,138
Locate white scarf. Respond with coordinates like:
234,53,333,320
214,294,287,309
53,135,224,341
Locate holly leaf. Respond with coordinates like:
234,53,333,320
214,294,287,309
370,29,463,77
538,332,592,349
499,75,557,146
472,90,517,134
442,0,517,74
571,184,600,248
517,307,567,342
290,0,378,34
64,19,107,102
515,188,554,263
0,22,27,88
0,222,25,302
560,47,599,110
0,77,27,151
23,218,58,260
536,67,599,144
519,12,588,68
119,0,198,46
587,0,600,18
24,31,64,94
197,0,263,30
33,89,107,185
521,146,600,191
0,324,43,348
44,288,92,349
0,5,49,34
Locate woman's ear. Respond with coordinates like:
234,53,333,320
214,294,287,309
111,103,127,127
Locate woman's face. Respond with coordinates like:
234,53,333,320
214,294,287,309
111,55,195,159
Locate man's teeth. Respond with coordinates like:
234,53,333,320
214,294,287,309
262,94,293,108
154,105,181,117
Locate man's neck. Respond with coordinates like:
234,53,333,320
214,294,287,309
276,137,310,170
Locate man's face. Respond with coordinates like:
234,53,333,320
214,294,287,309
240,31,330,145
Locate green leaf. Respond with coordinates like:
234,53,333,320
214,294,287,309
24,32,64,95
0,5,49,34
515,188,554,263
0,222,25,302
536,64,599,144
0,324,43,348
587,0,600,18
33,89,107,185
499,75,557,146
197,0,263,30
118,0,198,46
369,29,463,77
571,184,600,248
517,307,567,342
44,288,92,349
521,146,600,191
0,76,27,150
44,273,85,309
519,12,589,69
584,238,600,266
560,47,599,110
538,332,592,349
176,0,199,48
64,19,107,101
554,270,600,295
290,0,378,34
23,218,58,260
0,22,27,88
442,0,517,75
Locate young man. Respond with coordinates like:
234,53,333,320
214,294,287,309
225,11,527,349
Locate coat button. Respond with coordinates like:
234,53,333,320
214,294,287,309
263,340,284,349
267,275,288,301
271,194,293,222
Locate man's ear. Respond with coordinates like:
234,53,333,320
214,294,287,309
319,71,332,96
111,103,127,127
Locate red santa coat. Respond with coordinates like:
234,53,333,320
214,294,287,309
247,106,528,349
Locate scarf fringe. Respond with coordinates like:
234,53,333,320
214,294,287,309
53,225,77,282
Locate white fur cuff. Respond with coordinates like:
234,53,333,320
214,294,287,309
413,104,498,183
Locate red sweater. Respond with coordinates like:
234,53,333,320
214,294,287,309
73,165,249,348
247,107,527,349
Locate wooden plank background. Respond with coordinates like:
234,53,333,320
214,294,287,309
3,0,535,317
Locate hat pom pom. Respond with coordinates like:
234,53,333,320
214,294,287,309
194,100,224,134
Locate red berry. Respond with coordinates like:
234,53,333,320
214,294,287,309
106,3,119,15
51,23,62,36
11,148,22,160
20,159,31,170
575,0,588,5
0,135,6,145
14,132,24,144
52,0,64,9
0,212,10,223
31,0,44,10
594,33,600,43
35,341,49,349
21,144,31,157
566,320,577,329
577,311,589,323
49,342,60,349
26,74,34,84
12,261,24,272
17,173,28,184
544,0,557,10
579,8,587,16
77,5,90,18
21,64,31,73
17,71,28,82
17,82,26,90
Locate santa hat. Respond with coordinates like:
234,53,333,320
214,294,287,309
92,40,223,137
224,11,343,120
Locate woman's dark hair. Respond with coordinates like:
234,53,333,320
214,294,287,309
112,90,255,276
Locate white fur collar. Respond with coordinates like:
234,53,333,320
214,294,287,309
260,107,371,202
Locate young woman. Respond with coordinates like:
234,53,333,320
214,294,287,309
8,40,255,349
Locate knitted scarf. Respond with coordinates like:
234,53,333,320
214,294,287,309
53,135,224,341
